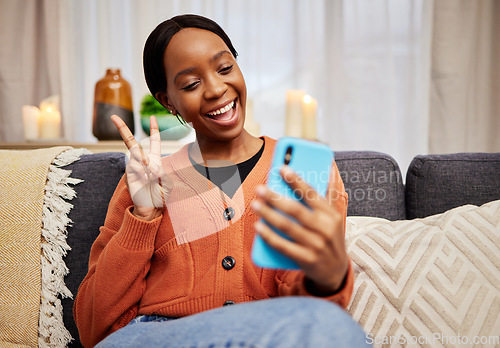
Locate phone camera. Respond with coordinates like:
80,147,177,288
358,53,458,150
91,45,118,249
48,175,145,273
284,146,293,165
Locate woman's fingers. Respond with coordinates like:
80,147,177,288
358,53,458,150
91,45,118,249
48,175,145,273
149,116,162,157
279,165,326,211
111,115,138,150
109,115,170,215
255,183,338,240
256,185,313,224
111,114,150,169
252,197,325,251
254,220,315,264
252,189,348,291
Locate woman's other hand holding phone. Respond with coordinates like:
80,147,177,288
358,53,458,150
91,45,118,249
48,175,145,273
111,115,172,221
251,165,349,296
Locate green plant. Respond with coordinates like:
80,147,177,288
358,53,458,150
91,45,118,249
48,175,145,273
139,94,171,117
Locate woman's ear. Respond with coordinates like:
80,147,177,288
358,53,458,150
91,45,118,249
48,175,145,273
155,92,178,115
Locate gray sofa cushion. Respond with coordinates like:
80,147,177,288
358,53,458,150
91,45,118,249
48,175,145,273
405,153,500,219
60,150,406,346
62,152,125,347
334,151,405,220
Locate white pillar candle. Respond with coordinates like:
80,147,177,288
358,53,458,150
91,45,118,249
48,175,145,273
302,95,317,140
39,102,61,139
22,105,40,140
285,90,305,137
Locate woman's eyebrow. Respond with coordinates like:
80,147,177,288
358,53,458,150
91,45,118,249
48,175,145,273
174,51,232,83
210,50,231,63
174,67,196,83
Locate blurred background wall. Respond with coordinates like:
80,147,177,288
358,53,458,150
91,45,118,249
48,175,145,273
0,0,498,173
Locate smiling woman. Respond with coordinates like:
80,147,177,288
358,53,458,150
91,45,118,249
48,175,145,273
143,16,257,161
159,28,248,148
73,14,369,348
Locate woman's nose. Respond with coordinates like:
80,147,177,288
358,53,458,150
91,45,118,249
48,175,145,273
203,75,227,100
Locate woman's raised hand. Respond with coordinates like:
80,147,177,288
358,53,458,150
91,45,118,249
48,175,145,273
111,115,172,221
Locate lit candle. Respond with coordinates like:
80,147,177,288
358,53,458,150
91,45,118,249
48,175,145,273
302,95,317,140
285,90,305,137
22,105,40,140
39,102,61,139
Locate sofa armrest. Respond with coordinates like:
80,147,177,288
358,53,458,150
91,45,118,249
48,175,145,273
405,152,500,219
61,152,126,347
335,151,405,220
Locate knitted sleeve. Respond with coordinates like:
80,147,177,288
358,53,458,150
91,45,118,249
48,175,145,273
73,177,163,347
274,160,354,309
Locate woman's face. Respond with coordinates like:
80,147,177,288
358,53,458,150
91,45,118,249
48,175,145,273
162,28,247,143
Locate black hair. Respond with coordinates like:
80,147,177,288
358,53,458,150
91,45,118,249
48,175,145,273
143,14,238,99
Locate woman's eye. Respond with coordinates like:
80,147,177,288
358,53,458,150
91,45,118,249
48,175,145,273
182,81,199,91
219,65,233,74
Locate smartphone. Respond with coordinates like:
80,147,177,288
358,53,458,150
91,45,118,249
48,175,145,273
251,137,334,269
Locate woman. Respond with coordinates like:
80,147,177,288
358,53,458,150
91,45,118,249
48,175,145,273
74,14,369,347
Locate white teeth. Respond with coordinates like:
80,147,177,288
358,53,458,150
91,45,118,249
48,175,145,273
207,100,234,116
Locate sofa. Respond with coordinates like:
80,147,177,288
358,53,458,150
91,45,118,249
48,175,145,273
53,150,500,346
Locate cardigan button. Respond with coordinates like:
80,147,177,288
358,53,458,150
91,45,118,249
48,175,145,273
222,256,235,270
223,207,235,221
223,300,235,306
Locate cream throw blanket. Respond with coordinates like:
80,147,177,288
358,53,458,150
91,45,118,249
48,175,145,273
0,147,89,348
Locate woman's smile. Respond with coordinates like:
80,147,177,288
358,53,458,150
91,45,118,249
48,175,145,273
204,98,239,126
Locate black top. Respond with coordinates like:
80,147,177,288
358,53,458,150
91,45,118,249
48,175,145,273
189,140,265,198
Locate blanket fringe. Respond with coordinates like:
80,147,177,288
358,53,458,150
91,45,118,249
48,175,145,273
39,148,91,348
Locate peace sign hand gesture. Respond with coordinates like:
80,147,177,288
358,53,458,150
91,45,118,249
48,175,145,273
111,115,172,221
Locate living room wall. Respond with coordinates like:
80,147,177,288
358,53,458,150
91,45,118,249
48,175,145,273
0,0,498,174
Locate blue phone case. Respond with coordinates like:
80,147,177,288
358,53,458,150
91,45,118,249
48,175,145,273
251,137,334,269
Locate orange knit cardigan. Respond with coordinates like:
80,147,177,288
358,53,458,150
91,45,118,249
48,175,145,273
74,136,353,347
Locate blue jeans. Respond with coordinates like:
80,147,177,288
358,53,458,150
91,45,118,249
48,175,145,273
96,297,370,348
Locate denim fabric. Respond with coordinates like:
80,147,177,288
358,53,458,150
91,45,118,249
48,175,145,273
130,315,177,324
96,297,371,348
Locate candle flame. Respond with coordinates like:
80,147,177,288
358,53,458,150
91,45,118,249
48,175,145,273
40,102,58,113
303,95,312,104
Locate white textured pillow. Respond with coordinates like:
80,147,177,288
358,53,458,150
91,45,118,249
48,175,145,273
346,200,500,348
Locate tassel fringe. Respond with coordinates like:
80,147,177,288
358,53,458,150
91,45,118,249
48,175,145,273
39,148,91,347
